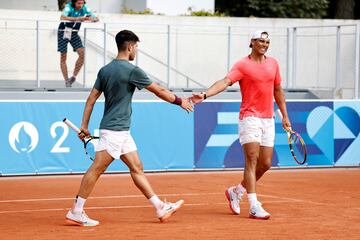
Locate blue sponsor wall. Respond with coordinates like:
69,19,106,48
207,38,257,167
0,100,358,175
0,101,193,175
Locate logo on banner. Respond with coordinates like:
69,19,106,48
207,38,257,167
9,122,39,153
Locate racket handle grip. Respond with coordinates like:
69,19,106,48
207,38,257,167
63,118,81,133
276,110,293,132
276,109,283,120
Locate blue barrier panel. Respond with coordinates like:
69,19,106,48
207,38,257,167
0,100,358,175
0,101,194,175
333,101,360,166
131,102,194,171
194,100,360,168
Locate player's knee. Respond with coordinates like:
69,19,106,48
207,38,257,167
246,154,259,165
92,162,108,175
259,161,272,172
131,162,144,174
60,53,67,61
77,49,85,57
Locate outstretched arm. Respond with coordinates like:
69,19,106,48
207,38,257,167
274,84,291,131
146,82,193,113
60,15,98,22
60,15,86,22
89,16,99,22
80,88,102,137
191,77,232,104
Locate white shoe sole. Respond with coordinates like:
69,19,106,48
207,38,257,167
249,214,271,220
65,217,99,227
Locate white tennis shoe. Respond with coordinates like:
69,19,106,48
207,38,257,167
156,200,184,222
66,210,99,227
249,202,271,220
225,186,242,215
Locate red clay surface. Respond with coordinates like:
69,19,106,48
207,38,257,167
0,169,359,240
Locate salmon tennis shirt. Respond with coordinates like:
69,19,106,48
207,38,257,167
227,55,281,119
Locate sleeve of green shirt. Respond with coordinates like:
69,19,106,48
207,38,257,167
93,68,104,91
129,67,153,90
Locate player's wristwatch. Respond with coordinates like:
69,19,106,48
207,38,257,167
201,91,207,100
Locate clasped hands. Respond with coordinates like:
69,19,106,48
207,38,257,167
179,92,206,113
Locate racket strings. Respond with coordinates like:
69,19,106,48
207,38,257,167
84,138,98,161
289,133,307,164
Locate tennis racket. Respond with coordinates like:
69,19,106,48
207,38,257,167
276,109,307,165
63,118,99,161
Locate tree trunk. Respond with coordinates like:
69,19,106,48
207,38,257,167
335,0,355,19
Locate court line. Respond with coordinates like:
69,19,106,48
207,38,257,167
0,191,329,215
1,167,357,179
0,192,222,203
0,192,324,206
0,200,296,214
259,194,319,204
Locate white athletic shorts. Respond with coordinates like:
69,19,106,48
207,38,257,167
238,116,275,147
96,129,137,159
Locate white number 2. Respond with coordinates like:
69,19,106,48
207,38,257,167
50,122,70,153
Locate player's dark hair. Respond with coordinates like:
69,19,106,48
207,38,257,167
71,0,86,8
115,30,140,52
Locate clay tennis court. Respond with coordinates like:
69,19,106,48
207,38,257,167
0,168,359,240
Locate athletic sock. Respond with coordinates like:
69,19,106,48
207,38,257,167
73,195,86,213
247,193,258,207
236,184,246,194
149,195,164,210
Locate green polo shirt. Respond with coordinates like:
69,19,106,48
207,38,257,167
94,59,152,131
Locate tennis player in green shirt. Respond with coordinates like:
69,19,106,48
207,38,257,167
66,30,193,226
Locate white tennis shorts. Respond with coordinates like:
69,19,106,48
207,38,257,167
96,129,137,159
238,116,275,147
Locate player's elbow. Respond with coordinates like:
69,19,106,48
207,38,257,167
274,85,284,100
274,84,282,94
221,78,232,90
86,96,96,107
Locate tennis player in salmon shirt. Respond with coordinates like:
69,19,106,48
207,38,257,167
190,30,291,220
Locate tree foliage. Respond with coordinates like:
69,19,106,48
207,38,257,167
122,7,157,15
186,7,226,17
215,0,330,18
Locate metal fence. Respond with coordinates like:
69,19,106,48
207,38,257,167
287,24,360,99
0,19,359,98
